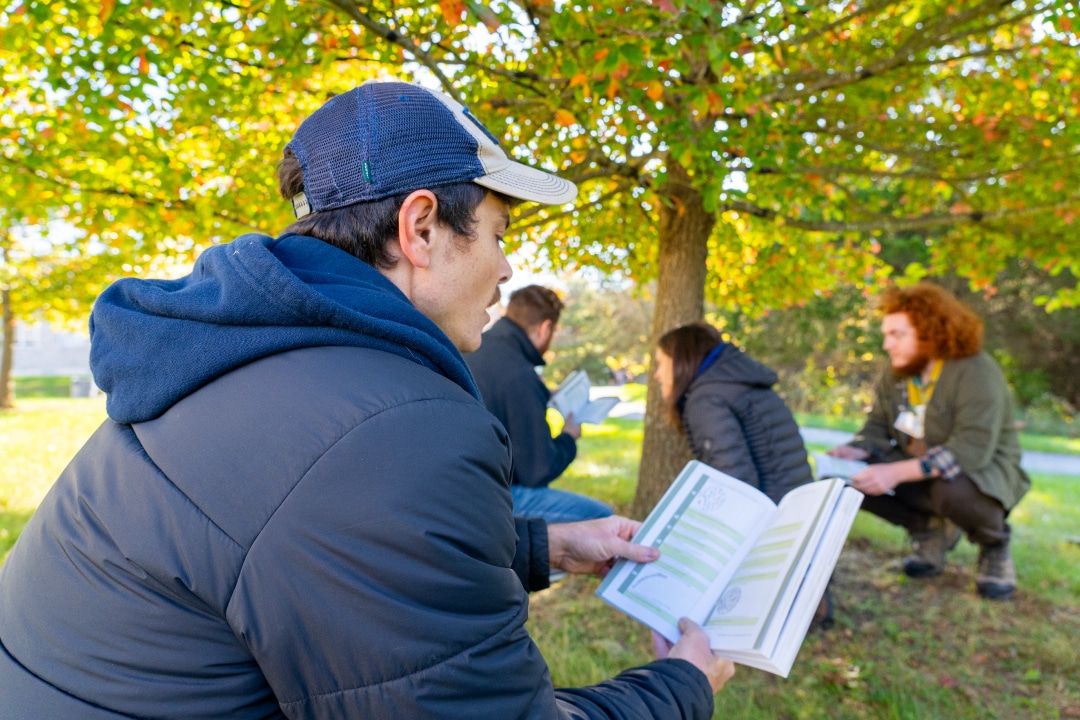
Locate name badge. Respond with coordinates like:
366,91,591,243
894,405,926,439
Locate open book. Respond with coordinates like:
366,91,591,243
596,460,863,677
548,370,620,425
810,452,868,481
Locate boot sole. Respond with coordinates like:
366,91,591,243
977,582,1015,600
903,561,944,579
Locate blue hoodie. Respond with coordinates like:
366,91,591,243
89,232,480,424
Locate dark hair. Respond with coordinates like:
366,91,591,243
657,322,725,430
505,285,564,329
277,146,496,269
878,282,983,359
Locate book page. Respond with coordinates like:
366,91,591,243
574,396,620,424
548,370,589,418
810,452,868,480
596,461,777,642
700,479,845,653
755,486,864,677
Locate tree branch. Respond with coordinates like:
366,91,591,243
325,0,463,103
0,157,267,233
721,196,1080,234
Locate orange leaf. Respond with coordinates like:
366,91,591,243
569,72,589,88
646,81,664,101
593,48,609,62
138,52,149,75
554,109,576,127
606,78,620,101
439,0,466,27
99,0,115,24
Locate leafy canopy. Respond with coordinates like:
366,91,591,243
2,0,1079,324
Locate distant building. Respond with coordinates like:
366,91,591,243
10,322,96,395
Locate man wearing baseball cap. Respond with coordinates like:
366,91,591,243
0,80,732,718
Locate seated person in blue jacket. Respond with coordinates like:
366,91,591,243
0,79,733,718
466,284,613,523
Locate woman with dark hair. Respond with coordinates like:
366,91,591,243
653,322,832,627
654,322,814,504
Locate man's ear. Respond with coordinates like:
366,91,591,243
528,319,554,350
396,189,440,269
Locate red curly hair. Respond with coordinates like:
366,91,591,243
879,282,983,359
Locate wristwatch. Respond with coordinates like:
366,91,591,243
919,458,932,477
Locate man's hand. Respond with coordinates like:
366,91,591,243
849,462,903,496
547,515,658,577
827,445,870,460
562,413,582,440
652,618,736,694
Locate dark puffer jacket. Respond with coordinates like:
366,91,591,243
466,317,576,488
681,345,813,504
0,234,712,719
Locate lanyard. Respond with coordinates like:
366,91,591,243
907,360,943,407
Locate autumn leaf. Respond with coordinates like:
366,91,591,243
554,109,576,127
645,81,664,101
439,0,466,28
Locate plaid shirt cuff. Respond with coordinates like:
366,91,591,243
925,446,962,481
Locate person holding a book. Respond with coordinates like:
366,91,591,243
466,284,614,523
0,80,734,719
654,322,814,505
828,282,1030,600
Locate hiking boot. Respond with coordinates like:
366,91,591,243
976,542,1017,600
903,517,962,578
813,587,835,631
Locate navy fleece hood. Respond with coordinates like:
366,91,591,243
89,233,480,424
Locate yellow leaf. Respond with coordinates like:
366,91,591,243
646,81,664,101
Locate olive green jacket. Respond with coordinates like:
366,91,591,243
852,351,1030,510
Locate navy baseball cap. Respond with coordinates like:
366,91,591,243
286,79,577,218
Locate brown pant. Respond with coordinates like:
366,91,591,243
859,473,1010,547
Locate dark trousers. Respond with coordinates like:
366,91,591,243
859,473,1010,547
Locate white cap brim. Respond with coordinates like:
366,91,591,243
474,161,578,206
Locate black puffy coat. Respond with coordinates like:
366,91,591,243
681,346,813,504
0,234,712,719
466,317,576,488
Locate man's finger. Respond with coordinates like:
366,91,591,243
613,539,659,564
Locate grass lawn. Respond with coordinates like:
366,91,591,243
3,402,1079,718
537,422,1080,719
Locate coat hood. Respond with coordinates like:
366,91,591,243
89,232,479,424
690,345,778,391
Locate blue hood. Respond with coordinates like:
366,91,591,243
89,233,480,424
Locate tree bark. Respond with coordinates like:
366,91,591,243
631,163,715,518
0,235,14,410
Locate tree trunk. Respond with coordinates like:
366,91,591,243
0,234,13,409
631,163,715,518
